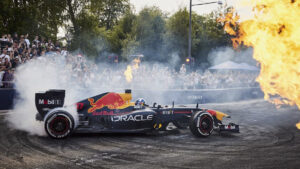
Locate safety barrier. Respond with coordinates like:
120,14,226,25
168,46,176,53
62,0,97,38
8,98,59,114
0,88,15,110
132,87,264,104
0,81,14,88
0,87,264,110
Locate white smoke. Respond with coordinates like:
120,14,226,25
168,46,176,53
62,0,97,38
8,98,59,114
5,55,83,136
5,49,259,136
5,54,180,136
208,47,255,66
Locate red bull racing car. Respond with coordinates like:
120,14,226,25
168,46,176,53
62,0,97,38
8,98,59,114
35,89,239,139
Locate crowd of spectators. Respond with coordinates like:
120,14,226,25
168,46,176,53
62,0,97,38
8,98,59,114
177,70,259,89
0,33,67,88
0,33,258,90
129,64,259,90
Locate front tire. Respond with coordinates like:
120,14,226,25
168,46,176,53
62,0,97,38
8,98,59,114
45,111,74,139
189,111,214,137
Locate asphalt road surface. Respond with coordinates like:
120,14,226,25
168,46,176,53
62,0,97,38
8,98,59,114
0,99,300,169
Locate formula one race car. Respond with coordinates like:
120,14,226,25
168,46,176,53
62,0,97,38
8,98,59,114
35,89,239,139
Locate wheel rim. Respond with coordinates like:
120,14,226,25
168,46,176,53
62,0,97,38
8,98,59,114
199,115,213,134
49,116,70,135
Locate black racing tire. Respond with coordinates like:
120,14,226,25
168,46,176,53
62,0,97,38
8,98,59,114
45,111,74,139
189,111,214,137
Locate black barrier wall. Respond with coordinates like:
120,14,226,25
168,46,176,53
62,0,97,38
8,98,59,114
0,89,15,110
0,88,264,110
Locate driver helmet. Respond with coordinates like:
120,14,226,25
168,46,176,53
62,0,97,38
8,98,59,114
135,98,146,106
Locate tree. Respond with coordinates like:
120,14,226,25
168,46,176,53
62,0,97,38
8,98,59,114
165,8,206,63
90,0,130,30
0,0,66,40
107,11,136,60
63,0,131,58
129,7,166,61
68,11,109,58
192,9,232,64
165,8,189,62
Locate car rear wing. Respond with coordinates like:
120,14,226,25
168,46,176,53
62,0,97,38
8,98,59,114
35,89,65,120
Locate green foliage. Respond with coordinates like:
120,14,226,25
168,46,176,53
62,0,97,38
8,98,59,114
129,7,166,61
90,0,130,30
66,0,130,58
0,0,66,40
107,11,136,60
69,12,109,59
164,8,190,62
0,0,234,66
192,11,231,64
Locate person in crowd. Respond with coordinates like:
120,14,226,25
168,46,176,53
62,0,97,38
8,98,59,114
0,34,8,42
61,46,68,56
3,58,11,70
1,68,14,88
0,49,10,62
24,34,30,48
13,33,19,43
0,32,259,89
7,34,13,44
33,35,39,45
11,57,20,69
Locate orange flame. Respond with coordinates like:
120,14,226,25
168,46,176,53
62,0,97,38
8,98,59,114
218,8,240,36
124,65,133,82
297,123,300,130
124,58,141,83
222,0,300,128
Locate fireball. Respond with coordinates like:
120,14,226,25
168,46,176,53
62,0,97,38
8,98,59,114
124,65,133,82
124,57,141,83
222,0,300,127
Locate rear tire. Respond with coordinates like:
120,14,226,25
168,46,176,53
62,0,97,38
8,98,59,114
189,111,214,137
45,111,74,139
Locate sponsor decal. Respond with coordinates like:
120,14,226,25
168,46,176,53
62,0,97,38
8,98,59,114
92,111,114,116
39,99,62,105
174,111,191,114
76,102,84,110
111,114,153,122
187,95,203,100
88,93,126,113
162,110,173,115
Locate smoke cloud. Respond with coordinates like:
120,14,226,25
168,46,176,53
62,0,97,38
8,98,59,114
5,46,260,136
5,54,184,136
208,47,255,66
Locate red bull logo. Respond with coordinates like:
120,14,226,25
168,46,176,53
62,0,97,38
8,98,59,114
88,93,126,113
